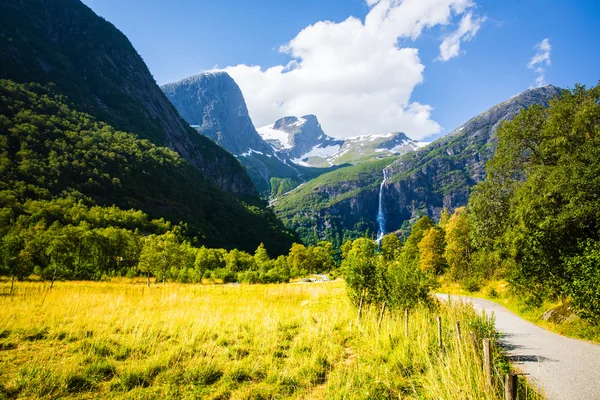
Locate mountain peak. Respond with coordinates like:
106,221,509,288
161,71,271,156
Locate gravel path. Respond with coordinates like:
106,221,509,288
437,294,600,400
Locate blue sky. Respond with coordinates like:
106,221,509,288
83,0,599,140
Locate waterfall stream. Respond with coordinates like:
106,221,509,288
376,167,389,243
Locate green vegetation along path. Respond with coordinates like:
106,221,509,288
437,294,600,400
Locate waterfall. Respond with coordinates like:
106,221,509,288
376,168,389,243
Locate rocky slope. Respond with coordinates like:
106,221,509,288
162,72,273,156
258,117,426,167
162,73,342,196
0,0,254,195
274,85,562,244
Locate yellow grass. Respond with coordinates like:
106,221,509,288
0,280,540,399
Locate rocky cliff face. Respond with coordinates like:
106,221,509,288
0,0,254,195
274,85,562,243
161,72,304,196
381,84,562,230
161,72,273,156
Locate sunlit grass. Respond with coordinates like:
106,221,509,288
0,280,540,399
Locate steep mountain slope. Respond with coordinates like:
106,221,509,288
258,117,426,167
0,80,296,254
274,85,562,244
162,72,272,156
0,0,254,195
161,73,343,196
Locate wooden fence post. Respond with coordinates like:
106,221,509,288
357,294,364,327
456,321,462,342
437,316,443,349
483,339,492,389
505,374,517,400
377,302,387,329
404,308,409,337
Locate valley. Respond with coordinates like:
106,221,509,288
1,0,599,399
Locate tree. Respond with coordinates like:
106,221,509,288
397,216,435,268
565,240,600,322
418,227,446,274
287,243,309,277
470,83,600,304
439,208,451,230
0,232,32,294
254,243,270,273
380,233,402,261
444,207,473,281
138,235,163,287
342,238,379,307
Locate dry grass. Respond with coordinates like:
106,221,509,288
0,280,540,399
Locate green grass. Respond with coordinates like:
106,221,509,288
0,280,541,399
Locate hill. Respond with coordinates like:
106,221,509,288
274,85,561,244
0,80,296,254
0,0,254,195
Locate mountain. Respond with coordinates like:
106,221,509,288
0,80,297,254
161,72,273,156
0,0,253,195
0,0,298,253
162,72,342,197
258,117,426,168
273,85,562,244
257,115,344,160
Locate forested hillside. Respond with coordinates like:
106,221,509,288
274,85,561,244
469,83,600,321
0,81,296,268
0,0,254,195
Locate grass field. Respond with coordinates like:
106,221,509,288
0,280,539,399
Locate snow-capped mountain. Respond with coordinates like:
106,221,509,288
259,115,427,167
257,115,344,160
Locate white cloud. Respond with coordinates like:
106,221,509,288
438,12,486,61
219,0,484,140
528,38,551,87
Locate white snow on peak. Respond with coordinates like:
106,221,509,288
292,144,341,164
345,133,395,142
237,149,264,157
256,124,293,149
292,117,307,127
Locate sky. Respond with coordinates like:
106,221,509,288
82,0,600,141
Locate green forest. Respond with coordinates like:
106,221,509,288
0,80,300,287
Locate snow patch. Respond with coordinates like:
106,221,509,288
237,149,264,157
257,124,293,149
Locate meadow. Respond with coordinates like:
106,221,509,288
0,280,538,399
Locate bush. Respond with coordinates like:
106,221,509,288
565,240,600,322
462,277,481,293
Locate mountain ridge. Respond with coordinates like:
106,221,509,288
0,0,255,195
273,84,562,244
